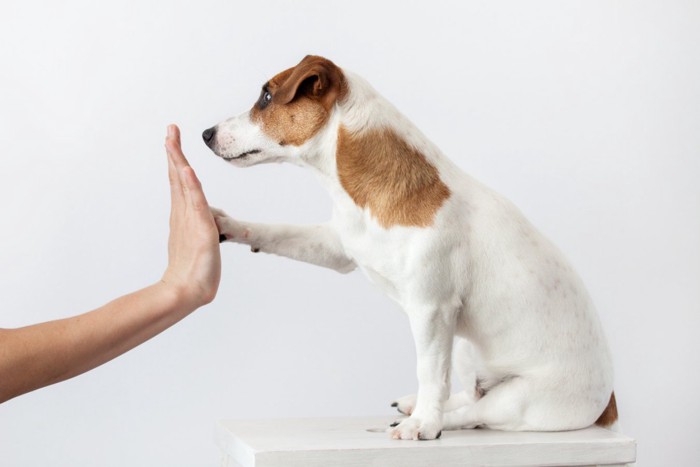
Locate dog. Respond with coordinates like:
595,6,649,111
202,55,617,440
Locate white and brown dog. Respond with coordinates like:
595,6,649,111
203,55,617,440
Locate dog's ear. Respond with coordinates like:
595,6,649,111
275,55,345,110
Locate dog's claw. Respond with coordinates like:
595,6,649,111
390,402,398,407
251,246,260,253
389,421,400,427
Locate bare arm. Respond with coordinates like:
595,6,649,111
0,125,220,404
0,283,193,403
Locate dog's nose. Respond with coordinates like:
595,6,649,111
202,126,217,147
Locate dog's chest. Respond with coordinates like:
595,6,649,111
333,202,432,303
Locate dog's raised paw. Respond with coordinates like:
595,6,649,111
210,206,252,243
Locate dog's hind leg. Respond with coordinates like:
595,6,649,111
441,376,534,431
392,390,473,417
211,208,356,273
452,335,481,402
442,375,594,431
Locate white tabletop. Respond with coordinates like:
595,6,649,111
216,416,636,467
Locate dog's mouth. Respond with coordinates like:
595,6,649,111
222,149,261,160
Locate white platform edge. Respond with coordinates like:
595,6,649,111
215,416,636,467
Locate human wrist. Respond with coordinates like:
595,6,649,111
155,276,203,314
159,270,216,312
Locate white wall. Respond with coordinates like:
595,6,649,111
1,1,698,465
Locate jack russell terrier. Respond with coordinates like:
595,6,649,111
202,55,617,440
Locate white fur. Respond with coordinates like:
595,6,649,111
207,68,614,440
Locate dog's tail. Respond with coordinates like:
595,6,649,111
595,391,619,430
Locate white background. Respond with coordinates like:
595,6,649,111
1,1,698,465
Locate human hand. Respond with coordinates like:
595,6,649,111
161,124,221,308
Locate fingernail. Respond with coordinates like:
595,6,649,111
167,125,174,137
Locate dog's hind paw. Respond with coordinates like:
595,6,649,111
390,394,417,416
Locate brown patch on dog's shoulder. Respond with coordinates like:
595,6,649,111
336,126,451,228
251,55,347,147
595,391,618,427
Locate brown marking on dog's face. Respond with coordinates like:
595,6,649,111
336,126,451,228
250,55,347,147
594,391,618,427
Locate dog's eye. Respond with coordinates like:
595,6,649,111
259,90,272,109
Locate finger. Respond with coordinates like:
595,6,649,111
165,124,190,170
166,148,185,206
165,126,186,218
181,166,213,218
178,165,193,211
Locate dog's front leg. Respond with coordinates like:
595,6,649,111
212,208,356,274
391,304,457,440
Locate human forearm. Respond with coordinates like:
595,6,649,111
0,125,221,404
0,282,194,403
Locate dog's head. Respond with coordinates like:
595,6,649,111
203,55,346,167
